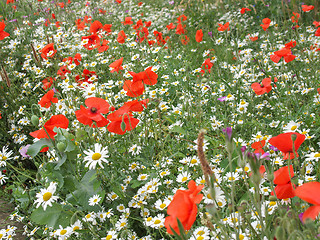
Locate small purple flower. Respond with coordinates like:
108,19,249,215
299,212,304,223
208,32,212,37
269,145,278,151
19,145,31,158
255,152,270,160
125,10,129,13
218,96,227,102
9,19,17,22
222,127,232,141
241,146,247,153
169,1,174,4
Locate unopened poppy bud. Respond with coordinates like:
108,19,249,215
291,133,297,142
269,195,277,201
275,225,286,240
57,142,66,152
267,173,274,182
120,121,126,131
31,115,39,126
252,174,261,185
201,78,208,83
291,176,299,186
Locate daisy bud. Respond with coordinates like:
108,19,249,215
31,115,39,126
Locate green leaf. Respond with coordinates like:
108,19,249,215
54,153,67,170
170,126,186,135
71,170,102,209
130,180,143,189
27,138,53,157
30,203,62,228
75,129,88,141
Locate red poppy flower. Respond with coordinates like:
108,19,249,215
200,58,213,74
195,29,203,43
38,90,58,108
81,33,100,50
75,97,110,128
124,67,157,97
251,140,265,155
260,18,271,31
270,47,296,63
176,23,186,35
103,24,112,33
75,18,87,30
117,30,127,44
218,22,230,32
314,21,320,27
165,180,204,235
109,57,123,73
107,108,139,135
268,132,305,160
315,28,320,37
302,5,314,12
295,182,320,223
154,31,169,45
291,12,300,25
57,65,71,79
0,22,10,40
240,7,251,14
122,99,148,112
97,39,109,53
251,78,272,95
40,43,57,60
122,17,133,25
42,77,56,90
271,165,295,199
123,80,145,97
166,23,176,30
63,53,82,66
249,36,258,41
30,114,69,139
181,35,190,45
177,14,187,23
90,20,103,33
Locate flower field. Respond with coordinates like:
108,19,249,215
0,0,320,239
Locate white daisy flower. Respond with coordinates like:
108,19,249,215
88,194,102,206
83,143,109,169
34,182,59,210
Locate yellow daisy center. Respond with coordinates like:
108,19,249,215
181,177,188,182
160,203,166,209
291,126,297,130
92,153,101,160
73,226,79,231
154,219,161,224
60,229,67,235
106,235,112,240
191,159,197,164
314,153,320,157
43,192,52,201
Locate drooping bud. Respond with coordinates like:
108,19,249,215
31,115,39,126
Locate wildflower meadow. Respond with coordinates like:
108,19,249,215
1,0,320,239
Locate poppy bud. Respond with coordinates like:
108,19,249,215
120,121,126,131
31,115,39,126
291,133,297,142
275,226,286,240
267,173,274,182
57,142,66,152
269,195,277,201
